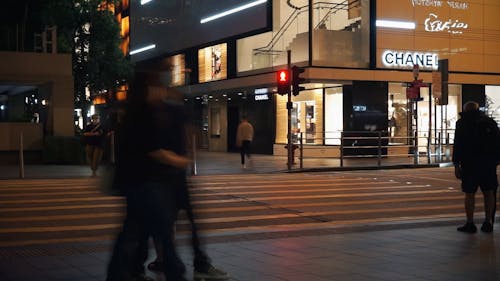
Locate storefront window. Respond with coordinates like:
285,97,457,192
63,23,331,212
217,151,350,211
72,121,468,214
275,89,323,144
325,87,343,145
486,85,500,125
237,0,370,73
388,82,461,151
312,0,370,68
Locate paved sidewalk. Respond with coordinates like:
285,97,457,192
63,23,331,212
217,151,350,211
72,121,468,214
0,151,445,179
0,223,498,281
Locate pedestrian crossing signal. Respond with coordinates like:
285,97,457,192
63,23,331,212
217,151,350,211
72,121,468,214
292,66,305,96
277,69,290,95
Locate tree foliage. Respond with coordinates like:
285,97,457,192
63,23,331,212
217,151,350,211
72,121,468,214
41,0,132,110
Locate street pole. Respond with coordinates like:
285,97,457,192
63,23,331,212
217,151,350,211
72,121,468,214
287,50,292,171
308,0,313,67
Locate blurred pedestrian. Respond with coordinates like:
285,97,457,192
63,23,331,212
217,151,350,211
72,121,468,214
236,115,254,169
105,75,188,281
144,89,227,280
453,101,499,233
83,114,105,177
105,72,226,281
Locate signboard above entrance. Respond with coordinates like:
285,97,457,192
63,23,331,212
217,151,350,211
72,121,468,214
382,50,438,70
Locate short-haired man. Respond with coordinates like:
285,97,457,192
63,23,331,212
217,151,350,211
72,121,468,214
453,101,499,233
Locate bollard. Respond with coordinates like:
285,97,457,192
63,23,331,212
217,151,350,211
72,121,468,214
110,131,115,164
377,131,381,167
191,134,197,176
19,132,25,179
299,132,303,169
340,131,344,167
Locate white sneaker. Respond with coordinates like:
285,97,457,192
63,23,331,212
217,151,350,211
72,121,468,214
194,265,228,280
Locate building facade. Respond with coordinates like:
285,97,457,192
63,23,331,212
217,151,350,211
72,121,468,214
129,0,500,157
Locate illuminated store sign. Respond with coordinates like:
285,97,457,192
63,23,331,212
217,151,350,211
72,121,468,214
411,0,468,10
254,88,269,94
255,94,269,101
382,50,438,69
424,13,468,34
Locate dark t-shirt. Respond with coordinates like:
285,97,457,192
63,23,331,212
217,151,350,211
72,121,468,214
83,123,105,146
115,101,187,185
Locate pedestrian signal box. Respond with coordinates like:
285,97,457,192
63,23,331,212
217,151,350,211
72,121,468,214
277,69,290,95
292,66,305,96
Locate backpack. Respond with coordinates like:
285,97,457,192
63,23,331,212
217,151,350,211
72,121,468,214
473,116,500,163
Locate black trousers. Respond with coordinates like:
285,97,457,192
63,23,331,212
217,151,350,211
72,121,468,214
240,140,252,165
106,181,183,281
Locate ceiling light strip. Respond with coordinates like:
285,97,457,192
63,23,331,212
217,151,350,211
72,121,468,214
376,20,416,30
140,0,153,5
200,0,267,24
130,44,156,55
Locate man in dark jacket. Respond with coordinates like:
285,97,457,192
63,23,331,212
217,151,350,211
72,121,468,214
453,101,499,233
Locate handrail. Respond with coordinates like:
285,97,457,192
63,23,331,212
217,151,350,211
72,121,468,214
315,0,354,29
253,1,351,56
253,7,301,55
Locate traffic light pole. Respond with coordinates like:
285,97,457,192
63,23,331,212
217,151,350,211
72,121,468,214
287,50,293,171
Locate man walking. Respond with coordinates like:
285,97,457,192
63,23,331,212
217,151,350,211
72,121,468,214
236,115,254,169
453,101,499,233
83,114,105,177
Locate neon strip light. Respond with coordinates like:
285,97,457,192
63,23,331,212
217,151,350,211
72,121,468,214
130,44,156,55
140,0,153,5
200,0,267,24
376,20,416,30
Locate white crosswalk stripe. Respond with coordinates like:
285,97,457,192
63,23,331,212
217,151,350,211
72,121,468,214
0,170,473,247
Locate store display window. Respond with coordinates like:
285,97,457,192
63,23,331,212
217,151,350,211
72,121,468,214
324,87,343,145
275,89,323,145
388,82,461,150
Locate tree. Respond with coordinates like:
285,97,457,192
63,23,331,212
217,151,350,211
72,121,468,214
41,0,132,119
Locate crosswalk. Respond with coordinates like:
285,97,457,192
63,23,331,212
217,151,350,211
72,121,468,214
0,169,472,247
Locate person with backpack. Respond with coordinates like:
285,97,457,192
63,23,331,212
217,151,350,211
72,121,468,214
453,101,499,233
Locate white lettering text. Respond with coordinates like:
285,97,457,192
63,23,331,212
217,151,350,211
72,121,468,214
411,0,443,7
382,50,439,70
447,1,468,10
424,13,468,34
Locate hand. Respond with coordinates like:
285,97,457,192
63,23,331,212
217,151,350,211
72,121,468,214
166,152,192,169
149,149,191,169
454,165,462,179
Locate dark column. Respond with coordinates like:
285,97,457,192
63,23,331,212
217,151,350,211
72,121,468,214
342,81,389,156
462,84,485,109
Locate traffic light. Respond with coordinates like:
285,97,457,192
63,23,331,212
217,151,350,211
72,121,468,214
292,65,305,96
277,69,290,95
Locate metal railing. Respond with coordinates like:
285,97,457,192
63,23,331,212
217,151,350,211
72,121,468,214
291,130,454,168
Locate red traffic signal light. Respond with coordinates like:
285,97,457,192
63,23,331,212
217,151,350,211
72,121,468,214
292,66,305,96
277,69,290,95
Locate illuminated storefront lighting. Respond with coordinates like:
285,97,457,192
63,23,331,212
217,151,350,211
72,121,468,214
200,0,267,24
130,44,156,55
376,20,415,30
